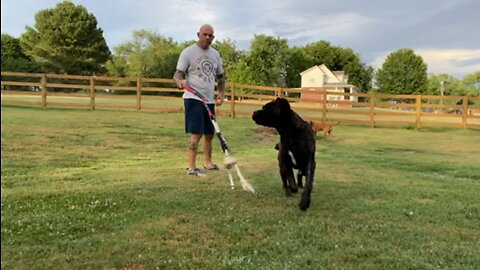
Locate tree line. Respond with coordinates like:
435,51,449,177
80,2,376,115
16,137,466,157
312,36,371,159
1,1,479,97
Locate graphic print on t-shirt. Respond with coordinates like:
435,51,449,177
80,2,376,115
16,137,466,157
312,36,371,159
202,61,213,77
196,55,216,83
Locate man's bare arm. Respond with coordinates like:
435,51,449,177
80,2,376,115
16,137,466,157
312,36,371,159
216,73,226,106
217,73,225,95
173,70,186,89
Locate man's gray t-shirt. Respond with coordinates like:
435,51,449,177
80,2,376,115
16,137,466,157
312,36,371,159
176,44,224,104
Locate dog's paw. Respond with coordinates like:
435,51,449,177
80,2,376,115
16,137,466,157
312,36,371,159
299,197,311,211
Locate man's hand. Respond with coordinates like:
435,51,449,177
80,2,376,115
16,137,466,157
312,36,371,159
176,79,186,89
216,92,224,106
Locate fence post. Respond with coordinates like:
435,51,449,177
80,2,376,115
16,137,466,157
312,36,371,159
369,93,375,128
277,87,283,98
136,77,142,111
322,89,327,124
461,96,468,128
41,74,47,108
230,83,236,118
89,77,95,110
415,95,422,129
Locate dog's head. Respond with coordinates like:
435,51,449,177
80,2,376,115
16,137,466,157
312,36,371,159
252,98,291,128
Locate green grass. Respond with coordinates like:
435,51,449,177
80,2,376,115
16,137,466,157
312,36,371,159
1,105,479,269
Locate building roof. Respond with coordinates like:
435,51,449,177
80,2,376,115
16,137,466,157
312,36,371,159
300,64,348,84
300,64,357,90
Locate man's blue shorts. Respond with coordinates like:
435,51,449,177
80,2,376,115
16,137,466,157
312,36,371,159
184,99,215,135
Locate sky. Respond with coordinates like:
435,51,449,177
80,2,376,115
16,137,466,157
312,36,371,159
2,0,480,79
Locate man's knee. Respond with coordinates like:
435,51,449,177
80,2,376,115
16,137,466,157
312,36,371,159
188,141,198,151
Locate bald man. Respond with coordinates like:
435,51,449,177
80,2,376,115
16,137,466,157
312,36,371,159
173,24,226,176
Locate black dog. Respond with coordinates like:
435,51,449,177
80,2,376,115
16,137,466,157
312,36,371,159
252,98,316,211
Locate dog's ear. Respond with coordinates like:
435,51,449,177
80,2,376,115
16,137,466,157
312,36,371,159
275,97,291,111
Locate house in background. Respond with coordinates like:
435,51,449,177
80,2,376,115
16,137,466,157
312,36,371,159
300,64,358,107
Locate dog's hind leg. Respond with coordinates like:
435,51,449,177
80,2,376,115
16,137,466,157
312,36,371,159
299,155,316,211
297,171,304,188
280,168,298,195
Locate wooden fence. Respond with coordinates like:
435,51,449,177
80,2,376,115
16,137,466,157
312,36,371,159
2,71,480,129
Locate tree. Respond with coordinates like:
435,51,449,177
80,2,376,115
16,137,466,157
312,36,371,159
106,30,180,79
284,46,310,88
240,34,290,87
303,41,338,68
20,1,111,75
426,74,463,96
343,56,374,93
141,32,181,79
212,39,243,82
1,34,40,72
302,41,373,92
462,71,480,96
375,49,428,95
2,34,29,60
226,59,252,86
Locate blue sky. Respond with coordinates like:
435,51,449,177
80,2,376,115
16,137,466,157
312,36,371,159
2,0,479,78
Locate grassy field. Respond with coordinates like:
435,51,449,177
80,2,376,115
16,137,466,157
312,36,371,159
1,105,479,269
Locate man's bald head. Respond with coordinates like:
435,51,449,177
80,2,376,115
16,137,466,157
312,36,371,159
197,24,215,49
199,24,214,33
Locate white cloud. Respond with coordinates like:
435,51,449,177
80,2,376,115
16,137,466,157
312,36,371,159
371,49,480,79
418,49,480,77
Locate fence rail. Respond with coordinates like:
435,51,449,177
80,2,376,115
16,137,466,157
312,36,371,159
2,72,479,129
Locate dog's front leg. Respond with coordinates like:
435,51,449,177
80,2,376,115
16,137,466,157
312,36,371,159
278,151,298,196
280,166,297,196
280,170,291,196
